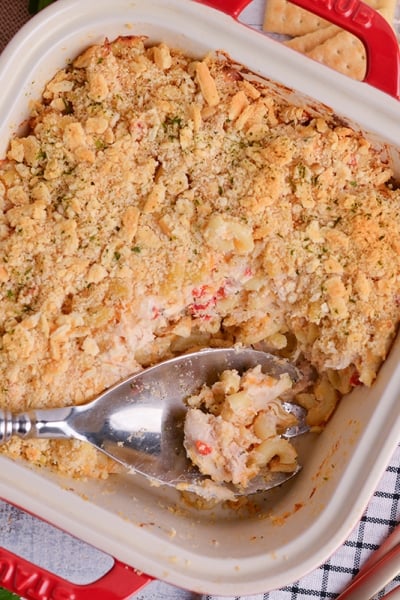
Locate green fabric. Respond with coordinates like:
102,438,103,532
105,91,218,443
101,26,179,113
28,0,55,14
0,589,20,600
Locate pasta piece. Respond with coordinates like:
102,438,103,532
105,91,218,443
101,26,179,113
183,366,298,488
1,35,399,483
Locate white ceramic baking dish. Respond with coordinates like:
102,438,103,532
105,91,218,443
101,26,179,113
0,0,400,598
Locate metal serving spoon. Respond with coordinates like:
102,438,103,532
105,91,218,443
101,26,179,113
0,348,308,498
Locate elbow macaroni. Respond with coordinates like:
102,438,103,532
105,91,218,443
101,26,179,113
183,366,298,488
0,36,399,481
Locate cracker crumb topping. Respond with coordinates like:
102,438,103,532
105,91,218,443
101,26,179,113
1,36,400,478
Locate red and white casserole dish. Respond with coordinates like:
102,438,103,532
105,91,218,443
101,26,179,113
0,0,400,597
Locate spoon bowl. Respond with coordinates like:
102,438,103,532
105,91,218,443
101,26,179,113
0,348,308,498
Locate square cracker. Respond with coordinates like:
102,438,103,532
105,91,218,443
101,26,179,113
306,30,366,81
376,0,397,21
284,24,338,52
303,6,395,81
263,0,329,36
263,0,393,37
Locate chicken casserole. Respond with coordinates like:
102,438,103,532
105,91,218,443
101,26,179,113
0,35,399,482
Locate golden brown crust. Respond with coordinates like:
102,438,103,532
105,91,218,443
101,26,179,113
1,36,400,477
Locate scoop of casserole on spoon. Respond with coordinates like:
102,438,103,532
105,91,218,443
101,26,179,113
0,347,308,499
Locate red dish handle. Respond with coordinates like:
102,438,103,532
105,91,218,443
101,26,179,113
0,546,153,600
196,0,400,99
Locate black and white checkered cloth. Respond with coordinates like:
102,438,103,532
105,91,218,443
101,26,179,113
2,444,398,600
193,444,400,600
134,445,400,599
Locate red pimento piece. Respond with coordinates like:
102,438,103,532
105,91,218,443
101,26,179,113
244,266,253,278
192,285,209,299
215,285,226,300
195,440,213,456
191,300,213,312
350,370,362,387
129,120,146,141
189,284,227,318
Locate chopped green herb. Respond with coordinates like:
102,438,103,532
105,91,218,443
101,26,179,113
297,163,306,179
162,115,183,140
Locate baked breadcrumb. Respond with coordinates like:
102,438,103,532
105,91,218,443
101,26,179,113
1,36,400,478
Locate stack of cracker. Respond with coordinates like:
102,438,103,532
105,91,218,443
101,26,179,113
263,0,397,80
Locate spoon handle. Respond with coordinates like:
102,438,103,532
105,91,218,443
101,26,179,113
0,407,76,443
